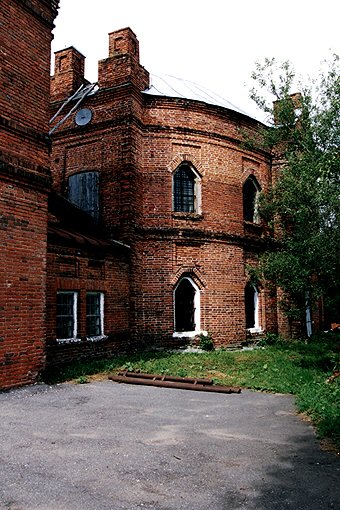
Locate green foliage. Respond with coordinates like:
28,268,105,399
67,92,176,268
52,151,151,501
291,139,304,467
76,375,89,384
257,332,283,346
249,55,340,333
199,333,215,351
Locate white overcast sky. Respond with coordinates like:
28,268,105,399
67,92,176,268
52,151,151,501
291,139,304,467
51,0,339,120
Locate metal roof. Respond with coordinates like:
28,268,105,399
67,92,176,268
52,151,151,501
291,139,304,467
143,74,250,116
48,225,130,250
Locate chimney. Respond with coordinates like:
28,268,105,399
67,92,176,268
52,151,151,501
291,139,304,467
51,47,87,102
98,27,149,90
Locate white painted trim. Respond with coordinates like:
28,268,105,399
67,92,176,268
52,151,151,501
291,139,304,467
100,292,104,335
172,163,202,214
86,291,105,337
173,330,207,339
56,291,78,342
173,276,201,334
247,285,262,333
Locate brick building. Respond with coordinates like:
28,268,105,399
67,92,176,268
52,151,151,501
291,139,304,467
1,15,287,389
49,27,279,357
0,0,59,388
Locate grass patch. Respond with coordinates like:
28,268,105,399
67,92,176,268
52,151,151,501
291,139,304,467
43,334,340,450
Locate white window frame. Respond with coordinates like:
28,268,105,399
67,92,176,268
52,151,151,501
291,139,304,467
247,285,262,333
86,291,105,341
56,291,79,343
173,277,206,338
172,164,202,214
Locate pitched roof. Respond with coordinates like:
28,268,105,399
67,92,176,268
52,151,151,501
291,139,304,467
143,74,250,116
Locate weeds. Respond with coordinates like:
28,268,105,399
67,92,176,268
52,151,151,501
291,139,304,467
199,332,215,351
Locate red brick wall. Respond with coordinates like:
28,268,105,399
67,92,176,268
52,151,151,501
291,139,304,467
50,27,277,348
0,0,58,389
45,242,130,366
0,179,48,387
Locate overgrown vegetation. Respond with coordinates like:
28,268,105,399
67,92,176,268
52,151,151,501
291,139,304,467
249,55,340,334
44,333,340,450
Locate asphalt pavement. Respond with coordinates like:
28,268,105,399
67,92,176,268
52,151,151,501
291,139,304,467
0,381,339,510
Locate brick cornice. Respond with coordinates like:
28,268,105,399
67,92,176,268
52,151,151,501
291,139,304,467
15,0,59,27
133,225,269,251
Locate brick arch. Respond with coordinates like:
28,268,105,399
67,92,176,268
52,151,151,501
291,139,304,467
241,171,262,189
170,266,207,289
167,154,203,176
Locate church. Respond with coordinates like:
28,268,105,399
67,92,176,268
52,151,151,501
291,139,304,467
1,1,284,389
47,27,279,363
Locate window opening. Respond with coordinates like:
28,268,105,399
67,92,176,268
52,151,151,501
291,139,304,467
174,278,196,332
68,171,100,222
173,164,196,213
245,283,260,330
86,292,104,337
56,291,77,339
243,177,260,223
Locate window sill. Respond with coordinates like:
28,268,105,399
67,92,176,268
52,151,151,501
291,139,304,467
56,337,81,344
172,212,203,221
86,335,107,342
244,220,262,227
247,327,262,334
173,330,207,338
56,335,107,344
244,221,263,235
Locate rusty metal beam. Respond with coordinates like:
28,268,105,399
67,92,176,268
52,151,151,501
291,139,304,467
109,374,241,394
118,371,214,385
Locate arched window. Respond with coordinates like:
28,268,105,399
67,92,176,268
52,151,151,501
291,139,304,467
243,177,261,223
245,282,260,330
68,171,100,222
174,277,200,334
173,164,200,213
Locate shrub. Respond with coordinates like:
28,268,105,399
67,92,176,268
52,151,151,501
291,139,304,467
199,333,214,351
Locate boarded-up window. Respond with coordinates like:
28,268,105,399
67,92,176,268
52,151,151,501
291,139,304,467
68,171,100,222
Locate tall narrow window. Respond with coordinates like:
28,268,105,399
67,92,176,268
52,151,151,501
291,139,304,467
174,276,201,336
175,279,195,331
86,292,104,337
245,283,260,330
56,291,77,339
243,177,261,223
68,171,100,222
173,164,199,213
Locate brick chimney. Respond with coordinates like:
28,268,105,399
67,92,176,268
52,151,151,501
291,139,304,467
98,27,149,90
51,47,87,102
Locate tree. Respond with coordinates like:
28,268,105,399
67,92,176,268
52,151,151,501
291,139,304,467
249,55,340,336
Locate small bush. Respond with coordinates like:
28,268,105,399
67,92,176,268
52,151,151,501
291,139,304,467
258,333,282,347
199,333,214,351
